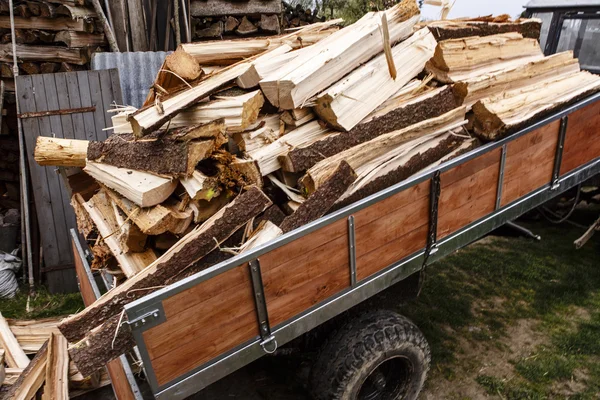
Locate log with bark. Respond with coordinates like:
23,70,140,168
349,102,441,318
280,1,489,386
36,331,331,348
425,17,541,41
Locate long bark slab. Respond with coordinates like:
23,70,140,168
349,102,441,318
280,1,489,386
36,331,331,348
280,85,462,173
58,187,272,344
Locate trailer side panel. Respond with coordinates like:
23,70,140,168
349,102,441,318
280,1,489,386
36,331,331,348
561,101,600,174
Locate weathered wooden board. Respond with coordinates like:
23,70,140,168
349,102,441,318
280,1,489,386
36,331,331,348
16,69,122,293
561,101,600,175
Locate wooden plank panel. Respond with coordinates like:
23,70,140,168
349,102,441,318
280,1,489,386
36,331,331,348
561,102,600,175
143,264,259,386
501,158,555,205
440,147,501,188
76,71,98,141
65,72,87,142
438,184,498,239
88,71,107,142
98,69,115,130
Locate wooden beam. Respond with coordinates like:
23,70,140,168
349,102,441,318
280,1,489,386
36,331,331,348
42,333,69,400
34,136,87,168
83,162,178,207
58,187,272,345
312,28,436,131
127,0,148,51
260,1,419,109
3,341,48,400
0,312,30,369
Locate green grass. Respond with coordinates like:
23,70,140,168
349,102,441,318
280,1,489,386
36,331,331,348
0,285,84,320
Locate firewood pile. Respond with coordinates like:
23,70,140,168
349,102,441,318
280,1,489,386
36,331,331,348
26,0,600,386
0,0,107,90
282,1,324,29
0,314,115,397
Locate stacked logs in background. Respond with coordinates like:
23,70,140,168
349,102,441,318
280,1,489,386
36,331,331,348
282,2,324,29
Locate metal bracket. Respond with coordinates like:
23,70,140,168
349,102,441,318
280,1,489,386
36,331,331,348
552,116,569,190
124,309,163,330
248,259,278,354
348,215,357,287
424,171,441,263
496,144,507,210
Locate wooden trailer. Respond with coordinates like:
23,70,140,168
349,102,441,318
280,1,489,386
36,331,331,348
109,93,600,399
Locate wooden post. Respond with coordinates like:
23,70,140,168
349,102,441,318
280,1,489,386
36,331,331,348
127,0,148,51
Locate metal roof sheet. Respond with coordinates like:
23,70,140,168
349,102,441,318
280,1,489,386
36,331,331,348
91,51,171,108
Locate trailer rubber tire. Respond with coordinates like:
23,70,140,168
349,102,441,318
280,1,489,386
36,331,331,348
309,310,431,400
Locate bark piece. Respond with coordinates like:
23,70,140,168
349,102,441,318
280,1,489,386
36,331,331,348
58,187,272,345
281,84,461,172
83,162,178,207
236,16,258,36
280,161,356,233
34,136,88,167
426,18,541,41
312,28,436,131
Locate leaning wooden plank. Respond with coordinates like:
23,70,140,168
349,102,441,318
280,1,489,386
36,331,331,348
426,18,541,41
0,44,89,64
105,188,194,235
83,162,178,207
34,136,87,167
280,161,356,233
301,106,467,193
312,28,436,131
472,70,600,141
455,51,580,108
191,0,281,16
260,0,420,109
0,312,30,369
0,16,92,31
41,333,68,400
280,84,462,172
335,130,468,209
426,33,544,83
84,191,157,277
87,136,215,177
130,63,255,138
3,341,48,400
58,187,272,344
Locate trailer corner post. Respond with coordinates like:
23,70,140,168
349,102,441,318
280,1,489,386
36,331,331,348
249,259,277,354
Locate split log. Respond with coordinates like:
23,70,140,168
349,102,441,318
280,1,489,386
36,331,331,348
112,203,148,253
237,221,283,252
0,16,92,32
20,61,40,75
58,187,272,345
83,162,178,207
165,48,203,82
472,71,600,140
0,43,89,64
180,170,220,201
236,44,293,89
3,341,48,400
455,51,580,107
280,84,462,172
196,21,224,40
301,106,467,193
42,333,69,400
54,31,106,48
260,1,419,109
189,194,231,223
40,62,59,74
281,109,314,130
280,161,356,233
163,119,227,141
247,120,336,176
34,137,87,167
312,28,436,131
224,16,239,32
55,4,97,19
236,16,258,36
181,20,341,65
84,191,157,277
71,193,95,238
0,312,30,369
426,33,543,83
335,130,468,209
233,114,282,152
191,0,282,17
87,136,215,177
426,18,541,41
105,188,194,235
229,158,263,188
259,14,280,34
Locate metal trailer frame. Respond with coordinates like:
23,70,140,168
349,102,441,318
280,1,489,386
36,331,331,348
125,93,600,400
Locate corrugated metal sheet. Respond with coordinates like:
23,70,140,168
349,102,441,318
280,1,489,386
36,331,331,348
525,0,600,8
91,51,171,108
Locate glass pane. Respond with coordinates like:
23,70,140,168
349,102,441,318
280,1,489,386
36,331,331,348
532,12,554,51
557,18,600,72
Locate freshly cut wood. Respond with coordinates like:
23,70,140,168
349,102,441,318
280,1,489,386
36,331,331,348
112,203,148,253
311,28,436,131
54,31,106,48
426,33,544,83
237,221,283,253
58,187,272,345
87,136,215,177
42,333,69,400
34,136,87,167
180,170,220,201
163,119,227,141
234,114,282,152
0,312,30,369
301,106,467,193
260,1,420,109
0,43,89,64
130,64,258,138
247,120,336,176
336,130,468,209
280,161,356,233
473,71,600,140
236,44,293,89
455,51,580,107
281,109,315,130
0,16,92,32
425,18,541,41
181,20,341,65
229,158,263,188
190,0,282,17
165,48,203,82
84,191,157,277
3,341,48,400
281,84,462,172
83,162,178,207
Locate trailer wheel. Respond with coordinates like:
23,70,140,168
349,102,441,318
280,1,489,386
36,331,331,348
310,310,430,400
